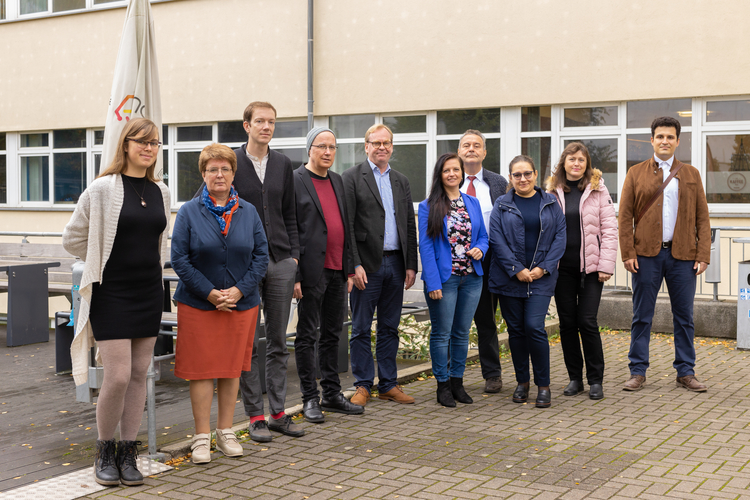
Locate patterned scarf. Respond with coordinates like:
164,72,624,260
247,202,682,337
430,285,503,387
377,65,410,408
202,185,240,236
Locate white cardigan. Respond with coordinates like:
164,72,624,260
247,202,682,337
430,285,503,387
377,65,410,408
62,174,170,386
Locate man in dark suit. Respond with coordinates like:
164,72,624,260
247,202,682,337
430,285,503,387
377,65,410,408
457,129,508,394
232,102,303,442
342,124,419,406
292,127,364,423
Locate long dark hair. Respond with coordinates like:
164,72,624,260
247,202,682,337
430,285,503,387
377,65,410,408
550,142,592,193
426,153,464,238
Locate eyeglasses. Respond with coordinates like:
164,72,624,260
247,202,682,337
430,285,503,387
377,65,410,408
206,167,233,176
367,140,393,149
511,170,535,180
127,138,162,149
311,144,337,152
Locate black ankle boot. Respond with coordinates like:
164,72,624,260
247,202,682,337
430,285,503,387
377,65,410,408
94,439,119,486
450,377,473,404
116,440,144,486
436,381,456,407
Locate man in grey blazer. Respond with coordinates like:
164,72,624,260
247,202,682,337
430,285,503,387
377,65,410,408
457,129,508,394
342,124,419,406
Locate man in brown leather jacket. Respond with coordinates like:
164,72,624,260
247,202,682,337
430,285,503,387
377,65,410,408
618,116,710,393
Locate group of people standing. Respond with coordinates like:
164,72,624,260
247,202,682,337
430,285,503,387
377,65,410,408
63,103,710,486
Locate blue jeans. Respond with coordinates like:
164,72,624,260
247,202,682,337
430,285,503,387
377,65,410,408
349,254,405,393
629,248,697,377
497,294,552,387
425,273,483,382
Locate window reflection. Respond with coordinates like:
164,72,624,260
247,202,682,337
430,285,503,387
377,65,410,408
54,152,85,203
390,144,426,202
522,137,551,185
706,134,750,203
331,143,366,175
21,156,49,201
564,107,618,127
627,99,692,128
436,108,500,135
627,133,691,171
383,115,426,134
177,151,202,202
0,155,6,204
522,107,551,132
706,100,750,122
330,115,375,139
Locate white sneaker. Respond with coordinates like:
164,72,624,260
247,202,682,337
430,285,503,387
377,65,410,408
191,433,211,464
215,428,243,457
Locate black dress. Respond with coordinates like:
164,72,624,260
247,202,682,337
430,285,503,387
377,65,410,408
89,175,167,341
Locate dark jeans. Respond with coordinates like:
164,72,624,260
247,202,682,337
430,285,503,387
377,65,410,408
349,253,405,393
555,268,605,385
629,248,697,377
294,269,346,402
474,246,502,380
498,294,552,387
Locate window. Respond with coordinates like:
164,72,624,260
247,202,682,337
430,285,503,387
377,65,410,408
564,138,618,202
705,134,750,203
0,132,6,203
521,106,552,184
2,0,126,20
436,108,502,178
331,115,374,174
564,106,618,128
174,125,212,202
18,129,86,204
706,100,750,122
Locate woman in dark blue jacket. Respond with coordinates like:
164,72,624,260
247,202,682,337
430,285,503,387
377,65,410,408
419,153,488,407
171,144,268,463
489,155,565,408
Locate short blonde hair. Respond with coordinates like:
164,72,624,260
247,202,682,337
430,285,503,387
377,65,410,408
198,143,237,174
364,124,393,142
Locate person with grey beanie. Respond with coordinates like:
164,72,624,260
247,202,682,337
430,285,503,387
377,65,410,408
292,127,364,422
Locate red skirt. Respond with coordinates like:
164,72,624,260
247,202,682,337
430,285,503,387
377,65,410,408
174,303,258,380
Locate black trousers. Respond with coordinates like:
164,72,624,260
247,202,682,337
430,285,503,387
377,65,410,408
294,268,346,402
554,267,605,385
475,246,502,379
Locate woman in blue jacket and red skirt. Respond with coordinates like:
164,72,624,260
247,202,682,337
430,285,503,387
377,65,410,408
419,153,489,407
489,155,566,408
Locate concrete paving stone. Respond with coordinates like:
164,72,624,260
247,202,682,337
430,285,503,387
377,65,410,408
186,488,231,499
160,490,202,500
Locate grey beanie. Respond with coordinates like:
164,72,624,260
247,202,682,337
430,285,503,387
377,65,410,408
306,126,335,153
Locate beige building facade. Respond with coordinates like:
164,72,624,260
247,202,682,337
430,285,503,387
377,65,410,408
0,0,749,307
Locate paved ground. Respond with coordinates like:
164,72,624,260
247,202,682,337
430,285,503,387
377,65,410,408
50,330,750,500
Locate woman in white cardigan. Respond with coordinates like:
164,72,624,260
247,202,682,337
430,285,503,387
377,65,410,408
63,118,170,488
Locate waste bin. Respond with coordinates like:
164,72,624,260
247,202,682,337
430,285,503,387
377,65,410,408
738,260,750,350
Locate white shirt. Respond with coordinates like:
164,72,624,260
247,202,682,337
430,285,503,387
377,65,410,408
654,154,679,243
246,150,269,184
459,168,493,233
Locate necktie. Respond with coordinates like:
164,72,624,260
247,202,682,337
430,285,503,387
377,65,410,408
467,176,476,197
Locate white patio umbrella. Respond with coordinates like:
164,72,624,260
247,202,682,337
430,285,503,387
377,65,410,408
100,0,163,177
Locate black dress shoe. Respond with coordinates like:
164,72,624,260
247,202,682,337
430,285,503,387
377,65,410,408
589,383,604,400
563,380,585,396
321,393,364,415
303,399,325,423
512,384,529,403
268,415,306,438
535,388,551,408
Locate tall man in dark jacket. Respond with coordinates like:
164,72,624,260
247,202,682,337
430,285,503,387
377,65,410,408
234,102,303,441
292,127,364,423
619,116,710,393
342,124,419,406
457,129,508,393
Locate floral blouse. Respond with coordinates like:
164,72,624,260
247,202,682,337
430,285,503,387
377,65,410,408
447,196,474,276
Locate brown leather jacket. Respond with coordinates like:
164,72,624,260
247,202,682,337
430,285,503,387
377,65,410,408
618,158,710,263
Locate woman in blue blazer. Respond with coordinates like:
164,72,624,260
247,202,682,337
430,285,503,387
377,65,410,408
419,153,488,407
171,144,269,464
489,155,566,409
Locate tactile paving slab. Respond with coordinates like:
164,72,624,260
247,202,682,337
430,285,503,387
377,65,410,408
0,457,172,500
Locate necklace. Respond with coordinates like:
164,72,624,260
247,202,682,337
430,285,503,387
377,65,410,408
124,176,148,208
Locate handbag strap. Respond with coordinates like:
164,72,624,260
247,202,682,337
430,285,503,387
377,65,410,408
635,161,683,226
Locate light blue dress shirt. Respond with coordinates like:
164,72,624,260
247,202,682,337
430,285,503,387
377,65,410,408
368,159,400,251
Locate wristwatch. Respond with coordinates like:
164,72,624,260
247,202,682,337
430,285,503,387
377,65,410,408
542,268,550,276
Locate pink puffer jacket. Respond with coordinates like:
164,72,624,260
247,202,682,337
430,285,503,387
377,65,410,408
546,169,618,275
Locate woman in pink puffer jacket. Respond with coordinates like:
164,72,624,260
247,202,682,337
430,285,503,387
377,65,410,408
546,142,617,400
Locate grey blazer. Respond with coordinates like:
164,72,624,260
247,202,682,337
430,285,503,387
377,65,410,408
483,168,508,204
341,160,418,274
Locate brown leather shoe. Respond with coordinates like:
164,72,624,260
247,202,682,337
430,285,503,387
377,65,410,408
676,375,708,392
623,374,646,391
377,385,415,404
350,386,370,406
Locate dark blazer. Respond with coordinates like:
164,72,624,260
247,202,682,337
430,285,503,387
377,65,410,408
418,194,489,293
171,197,269,310
483,169,509,204
341,160,418,274
488,187,566,298
293,165,353,286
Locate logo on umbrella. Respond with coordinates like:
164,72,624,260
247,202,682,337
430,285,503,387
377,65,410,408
114,95,146,122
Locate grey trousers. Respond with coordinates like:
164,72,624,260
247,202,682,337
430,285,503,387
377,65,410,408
239,257,297,417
